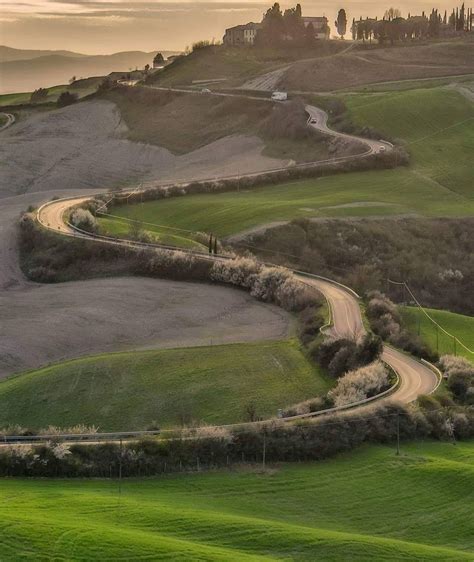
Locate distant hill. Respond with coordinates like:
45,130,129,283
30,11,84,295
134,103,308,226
0,48,179,94
0,46,86,62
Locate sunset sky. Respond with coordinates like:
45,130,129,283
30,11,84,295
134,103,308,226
1,0,462,53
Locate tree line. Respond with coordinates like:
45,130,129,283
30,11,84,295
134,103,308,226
255,3,330,46
351,3,473,44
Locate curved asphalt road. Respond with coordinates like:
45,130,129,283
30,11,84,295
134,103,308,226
298,275,438,404
39,209,438,408
37,97,437,408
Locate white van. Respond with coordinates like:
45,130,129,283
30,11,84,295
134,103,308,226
271,91,288,101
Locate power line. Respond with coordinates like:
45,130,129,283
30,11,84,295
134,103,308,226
388,278,473,355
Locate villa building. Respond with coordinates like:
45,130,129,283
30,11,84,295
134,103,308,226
223,23,262,46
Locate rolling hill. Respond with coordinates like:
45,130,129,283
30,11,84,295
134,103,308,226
99,86,474,239
0,441,472,560
0,340,330,431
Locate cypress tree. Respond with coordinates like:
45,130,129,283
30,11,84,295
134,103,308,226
214,237,218,255
209,234,213,254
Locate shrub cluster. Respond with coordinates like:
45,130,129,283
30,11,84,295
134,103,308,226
312,333,383,378
329,361,390,407
247,218,474,316
57,91,78,108
20,213,213,283
440,355,474,405
20,217,312,312
70,208,98,233
1,402,473,477
211,257,313,311
297,304,325,345
366,291,437,361
30,88,48,103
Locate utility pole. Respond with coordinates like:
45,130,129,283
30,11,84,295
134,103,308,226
396,413,400,456
262,429,267,470
119,438,123,492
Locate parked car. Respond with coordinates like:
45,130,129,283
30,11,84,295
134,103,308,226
271,91,288,101
201,88,211,94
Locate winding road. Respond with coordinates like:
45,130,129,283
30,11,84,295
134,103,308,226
0,91,437,436
37,117,437,417
0,112,15,131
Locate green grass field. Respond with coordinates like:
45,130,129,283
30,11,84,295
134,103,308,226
401,306,474,360
1,441,472,560
337,74,474,93
98,215,206,250
0,81,100,107
345,87,474,198
99,87,474,241
0,340,331,431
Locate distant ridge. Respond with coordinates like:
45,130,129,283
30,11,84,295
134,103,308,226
0,47,179,94
0,46,86,62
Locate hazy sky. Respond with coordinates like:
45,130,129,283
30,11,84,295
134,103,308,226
1,0,462,54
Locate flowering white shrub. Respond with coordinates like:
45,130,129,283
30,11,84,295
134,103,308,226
192,425,231,442
250,266,290,301
211,257,261,288
148,249,197,273
70,208,98,233
438,269,463,282
46,442,72,460
39,425,98,435
211,258,311,311
275,276,311,311
439,355,474,377
329,361,390,407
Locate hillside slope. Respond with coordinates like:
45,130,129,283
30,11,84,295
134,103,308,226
280,40,474,92
0,442,472,560
147,43,349,88
100,87,474,242
0,340,331,430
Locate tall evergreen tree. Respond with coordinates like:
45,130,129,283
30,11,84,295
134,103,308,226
335,8,348,38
